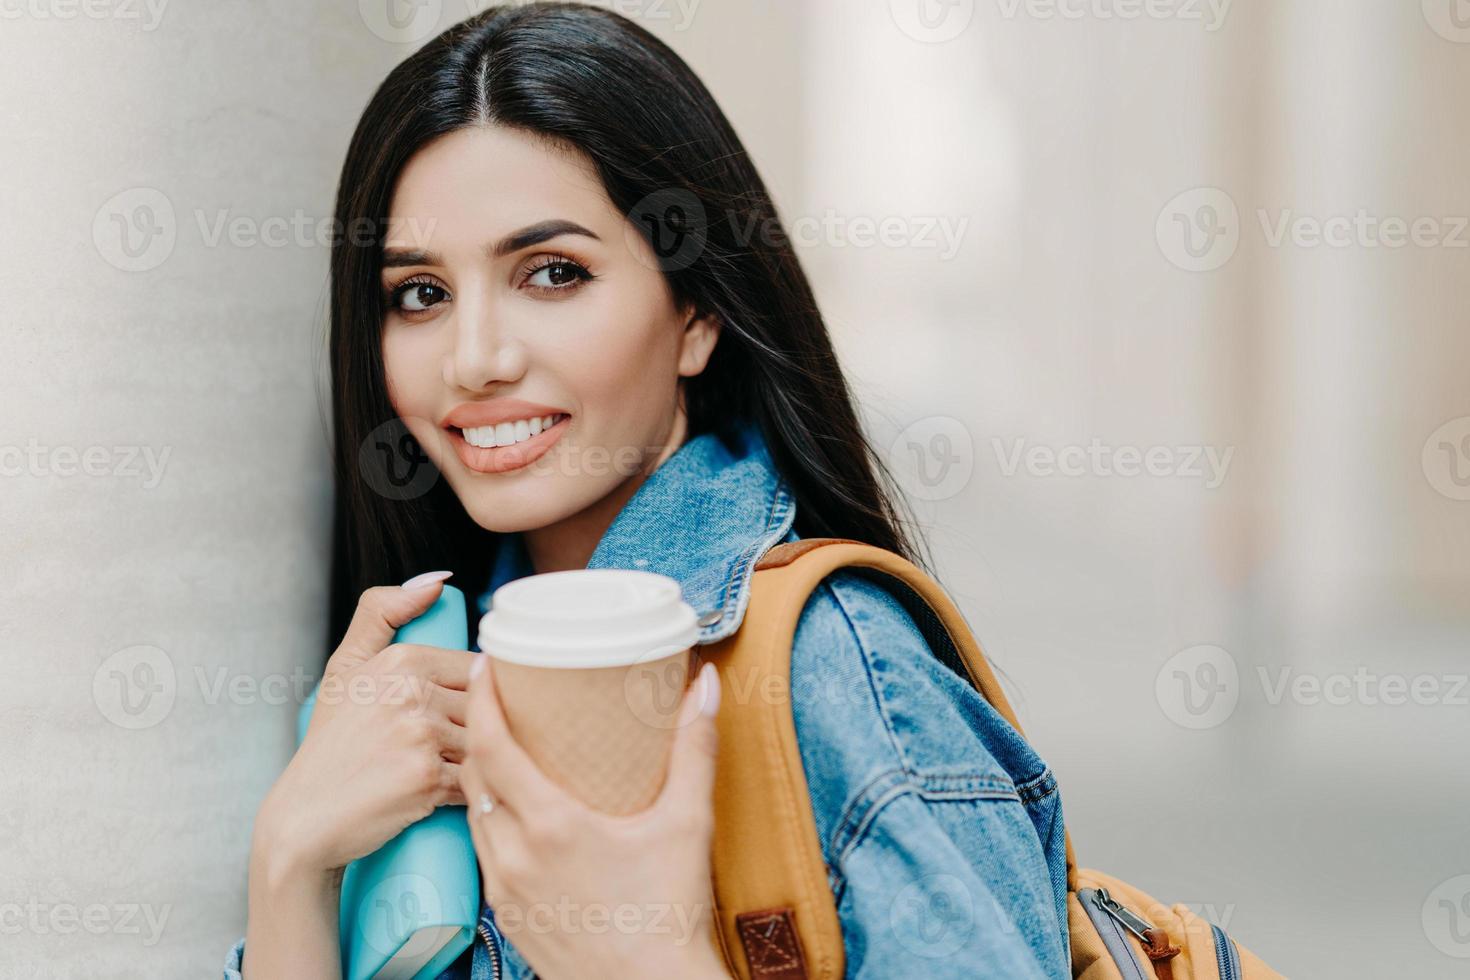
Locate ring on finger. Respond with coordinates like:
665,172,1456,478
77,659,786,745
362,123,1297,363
477,792,497,816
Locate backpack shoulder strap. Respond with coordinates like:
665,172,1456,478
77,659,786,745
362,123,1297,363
704,537,1078,980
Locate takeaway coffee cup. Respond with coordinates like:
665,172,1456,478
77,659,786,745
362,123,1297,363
477,569,699,815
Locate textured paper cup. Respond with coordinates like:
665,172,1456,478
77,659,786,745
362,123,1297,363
477,569,698,815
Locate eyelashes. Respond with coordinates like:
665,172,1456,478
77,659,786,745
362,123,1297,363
382,253,597,315
385,275,447,314
521,255,596,293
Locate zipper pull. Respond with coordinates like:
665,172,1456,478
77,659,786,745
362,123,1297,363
1093,887,1156,945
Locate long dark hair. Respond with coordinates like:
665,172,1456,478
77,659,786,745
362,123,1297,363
326,1,933,650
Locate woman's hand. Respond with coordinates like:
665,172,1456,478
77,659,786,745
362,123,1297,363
254,574,474,876
458,655,731,980
242,573,474,980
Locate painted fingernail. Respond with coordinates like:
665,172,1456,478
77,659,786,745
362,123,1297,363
470,654,486,680
698,662,721,717
401,570,453,590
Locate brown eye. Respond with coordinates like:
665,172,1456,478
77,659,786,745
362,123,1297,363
525,258,592,291
394,281,448,312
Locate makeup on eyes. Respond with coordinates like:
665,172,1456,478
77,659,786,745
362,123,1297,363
380,250,598,313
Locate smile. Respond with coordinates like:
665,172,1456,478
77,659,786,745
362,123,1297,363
459,413,568,449
448,413,570,474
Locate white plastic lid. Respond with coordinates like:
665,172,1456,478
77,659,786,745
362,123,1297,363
477,569,699,668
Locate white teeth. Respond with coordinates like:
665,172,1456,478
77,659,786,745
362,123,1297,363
460,414,564,449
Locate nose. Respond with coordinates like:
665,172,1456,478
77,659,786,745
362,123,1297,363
443,289,528,391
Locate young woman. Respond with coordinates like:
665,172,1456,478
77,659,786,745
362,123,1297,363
225,4,1070,977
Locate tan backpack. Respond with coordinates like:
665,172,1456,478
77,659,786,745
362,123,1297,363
700,538,1284,980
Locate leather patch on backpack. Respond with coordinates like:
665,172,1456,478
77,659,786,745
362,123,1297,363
735,908,808,979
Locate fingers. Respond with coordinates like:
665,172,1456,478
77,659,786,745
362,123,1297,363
336,574,453,667
456,752,508,899
439,760,468,807
463,654,568,816
381,645,476,692
434,685,469,726
427,758,473,811
653,662,721,821
434,711,468,762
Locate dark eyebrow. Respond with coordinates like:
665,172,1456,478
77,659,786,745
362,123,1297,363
380,219,601,269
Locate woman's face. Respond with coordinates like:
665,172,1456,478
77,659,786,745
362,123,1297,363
379,125,720,534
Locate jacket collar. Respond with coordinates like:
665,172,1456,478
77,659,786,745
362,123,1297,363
477,420,797,645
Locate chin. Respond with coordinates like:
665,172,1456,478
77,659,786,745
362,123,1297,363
457,487,567,534
450,473,603,535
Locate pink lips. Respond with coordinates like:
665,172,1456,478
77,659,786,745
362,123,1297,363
442,397,570,431
447,414,569,474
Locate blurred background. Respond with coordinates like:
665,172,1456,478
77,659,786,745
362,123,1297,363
2,0,1468,976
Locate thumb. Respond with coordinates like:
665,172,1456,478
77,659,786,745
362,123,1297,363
335,571,454,667
656,662,722,815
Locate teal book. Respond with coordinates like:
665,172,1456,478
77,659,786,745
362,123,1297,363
296,585,480,980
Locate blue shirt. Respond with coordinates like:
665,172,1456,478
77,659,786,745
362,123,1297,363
225,420,1070,979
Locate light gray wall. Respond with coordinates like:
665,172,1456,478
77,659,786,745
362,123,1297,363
0,3,402,975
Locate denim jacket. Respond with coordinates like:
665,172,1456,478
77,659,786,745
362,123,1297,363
224,420,1070,979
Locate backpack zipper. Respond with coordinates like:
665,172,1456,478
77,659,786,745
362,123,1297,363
1092,887,1156,945
1211,923,1242,980
476,921,503,980
1078,887,1149,980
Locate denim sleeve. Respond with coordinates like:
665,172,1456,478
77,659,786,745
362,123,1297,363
789,572,1070,979
222,936,244,979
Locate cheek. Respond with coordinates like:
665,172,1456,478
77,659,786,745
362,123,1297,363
568,284,684,401
381,326,438,415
